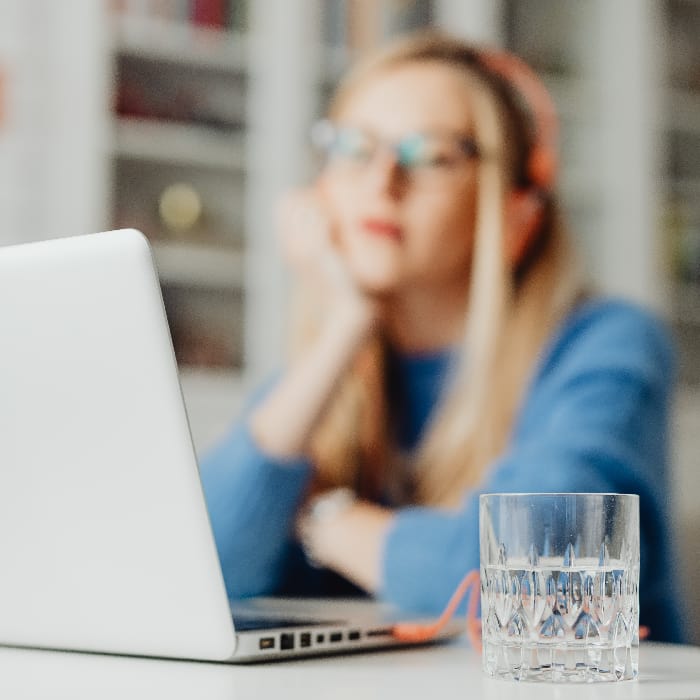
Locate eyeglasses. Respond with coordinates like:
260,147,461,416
310,119,482,187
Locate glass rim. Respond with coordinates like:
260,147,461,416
479,492,639,499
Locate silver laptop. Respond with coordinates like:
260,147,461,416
0,229,458,662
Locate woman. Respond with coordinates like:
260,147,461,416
200,32,684,643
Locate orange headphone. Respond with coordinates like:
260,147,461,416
474,48,560,264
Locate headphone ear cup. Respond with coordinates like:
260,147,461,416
505,189,545,265
528,146,557,191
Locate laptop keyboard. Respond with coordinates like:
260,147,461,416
232,614,344,631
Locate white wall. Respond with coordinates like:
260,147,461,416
0,0,111,245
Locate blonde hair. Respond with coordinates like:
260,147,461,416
291,31,585,507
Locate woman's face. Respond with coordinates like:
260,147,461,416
320,61,480,296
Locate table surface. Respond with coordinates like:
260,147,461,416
1,639,699,699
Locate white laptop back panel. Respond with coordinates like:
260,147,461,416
0,230,236,660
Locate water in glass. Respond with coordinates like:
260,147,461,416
481,546,639,681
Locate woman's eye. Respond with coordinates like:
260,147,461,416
422,151,455,167
401,138,457,168
411,150,457,169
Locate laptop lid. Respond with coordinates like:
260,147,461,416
0,230,237,661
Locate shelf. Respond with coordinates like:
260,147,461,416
111,14,247,72
667,88,700,134
111,118,245,172
152,241,244,290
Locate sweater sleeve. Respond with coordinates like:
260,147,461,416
381,302,676,624
198,383,313,599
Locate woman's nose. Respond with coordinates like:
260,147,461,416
362,147,405,196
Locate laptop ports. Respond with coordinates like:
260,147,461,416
258,636,275,650
366,628,392,637
280,633,295,651
300,632,311,648
329,632,343,643
348,631,361,641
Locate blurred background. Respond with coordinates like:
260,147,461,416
0,0,698,639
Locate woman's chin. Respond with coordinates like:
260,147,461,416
350,264,402,296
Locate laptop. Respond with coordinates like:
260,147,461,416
0,229,460,662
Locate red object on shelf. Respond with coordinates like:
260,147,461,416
190,0,226,28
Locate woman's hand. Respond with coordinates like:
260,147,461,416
248,188,380,461
297,490,394,593
276,187,378,321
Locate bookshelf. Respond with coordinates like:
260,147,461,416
501,0,603,278
663,0,700,388
108,3,247,374
659,4,700,640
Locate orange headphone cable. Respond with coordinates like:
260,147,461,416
391,569,482,652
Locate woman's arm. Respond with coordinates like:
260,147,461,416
298,415,620,605
201,299,376,599
250,299,375,458
300,302,680,637
200,188,378,598
199,420,312,599
250,188,378,459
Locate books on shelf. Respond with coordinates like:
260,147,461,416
110,0,247,31
191,0,226,28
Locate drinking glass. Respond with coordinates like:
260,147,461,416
479,493,639,682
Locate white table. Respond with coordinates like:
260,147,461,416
0,639,698,699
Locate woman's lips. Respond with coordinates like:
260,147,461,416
360,218,403,241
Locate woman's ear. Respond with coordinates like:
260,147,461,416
504,189,545,266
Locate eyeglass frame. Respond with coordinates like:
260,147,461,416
309,119,486,184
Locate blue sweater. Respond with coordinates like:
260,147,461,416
199,299,686,643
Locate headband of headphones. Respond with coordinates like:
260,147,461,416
475,49,559,193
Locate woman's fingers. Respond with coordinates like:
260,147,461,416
277,189,333,270
276,188,356,298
